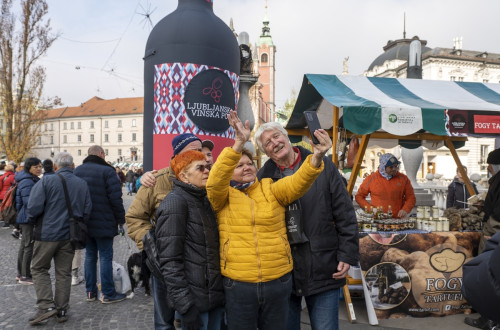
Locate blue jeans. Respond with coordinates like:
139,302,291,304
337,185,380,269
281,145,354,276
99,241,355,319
179,306,224,330
223,273,292,330
84,236,116,297
126,182,134,194
287,288,340,330
152,275,175,330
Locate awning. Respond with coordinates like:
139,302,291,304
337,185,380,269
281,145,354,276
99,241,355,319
287,75,500,138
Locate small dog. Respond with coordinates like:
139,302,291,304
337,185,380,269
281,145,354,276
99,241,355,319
127,251,151,296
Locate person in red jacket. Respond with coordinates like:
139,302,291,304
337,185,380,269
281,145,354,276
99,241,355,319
355,153,416,218
0,164,16,201
0,164,16,228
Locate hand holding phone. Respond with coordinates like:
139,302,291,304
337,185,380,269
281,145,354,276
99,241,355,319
303,111,321,144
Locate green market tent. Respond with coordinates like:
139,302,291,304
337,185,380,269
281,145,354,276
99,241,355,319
285,74,500,194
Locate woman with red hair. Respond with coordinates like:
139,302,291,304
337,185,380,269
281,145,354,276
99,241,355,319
155,150,224,330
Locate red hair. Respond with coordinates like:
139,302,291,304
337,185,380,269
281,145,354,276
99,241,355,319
171,150,206,179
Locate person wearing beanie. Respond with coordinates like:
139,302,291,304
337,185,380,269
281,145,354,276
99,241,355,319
356,153,416,218
156,150,224,330
125,133,205,329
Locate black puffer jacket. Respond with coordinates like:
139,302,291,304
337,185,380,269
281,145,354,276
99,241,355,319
446,178,478,209
156,180,223,314
258,146,359,296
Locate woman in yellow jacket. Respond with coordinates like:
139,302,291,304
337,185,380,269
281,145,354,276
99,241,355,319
206,111,331,330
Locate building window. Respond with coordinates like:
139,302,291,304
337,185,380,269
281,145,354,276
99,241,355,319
50,136,54,144
105,149,109,156
78,122,82,129
118,120,122,128
450,76,456,81
63,122,67,130
132,119,136,127
104,134,109,142
45,124,48,131
105,120,108,128
78,150,81,156
458,77,464,82
63,135,67,143
90,134,94,142
261,53,268,63
90,121,94,129
480,145,489,165
38,137,41,145
77,135,81,142
132,133,136,141
118,149,122,156
483,79,489,83
70,122,74,129
118,133,122,142
50,123,54,130
0,118,3,130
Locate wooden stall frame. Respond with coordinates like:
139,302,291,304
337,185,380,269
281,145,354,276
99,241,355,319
285,128,470,196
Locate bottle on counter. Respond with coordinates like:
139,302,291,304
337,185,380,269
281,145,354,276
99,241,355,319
387,205,393,218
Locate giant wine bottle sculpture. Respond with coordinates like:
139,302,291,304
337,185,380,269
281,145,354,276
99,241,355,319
144,0,240,169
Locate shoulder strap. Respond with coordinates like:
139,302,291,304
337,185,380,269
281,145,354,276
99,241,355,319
57,173,74,219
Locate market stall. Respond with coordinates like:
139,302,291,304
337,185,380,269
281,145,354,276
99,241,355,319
285,74,500,319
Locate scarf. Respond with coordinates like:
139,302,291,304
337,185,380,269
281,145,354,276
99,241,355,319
378,153,395,180
230,180,255,191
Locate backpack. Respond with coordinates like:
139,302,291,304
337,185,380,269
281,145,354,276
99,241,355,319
0,182,18,225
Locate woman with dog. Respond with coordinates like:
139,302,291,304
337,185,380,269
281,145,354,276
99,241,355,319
205,111,329,330
156,150,224,330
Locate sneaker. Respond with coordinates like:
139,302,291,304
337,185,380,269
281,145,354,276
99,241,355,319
86,291,97,302
2,222,10,228
56,309,68,323
11,229,19,239
29,307,57,325
71,275,84,286
102,292,126,304
18,276,34,285
15,274,21,281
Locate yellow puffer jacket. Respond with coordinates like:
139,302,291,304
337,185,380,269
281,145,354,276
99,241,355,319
207,147,324,283
125,167,175,250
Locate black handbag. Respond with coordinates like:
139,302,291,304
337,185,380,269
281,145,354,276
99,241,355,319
58,174,87,250
142,227,166,285
285,200,309,245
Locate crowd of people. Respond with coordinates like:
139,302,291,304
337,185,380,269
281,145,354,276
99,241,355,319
1,110,498,329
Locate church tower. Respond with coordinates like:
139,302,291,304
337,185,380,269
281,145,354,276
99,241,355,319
255,1,276,122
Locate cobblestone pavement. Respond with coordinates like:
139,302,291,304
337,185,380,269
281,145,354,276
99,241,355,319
0,188,153,329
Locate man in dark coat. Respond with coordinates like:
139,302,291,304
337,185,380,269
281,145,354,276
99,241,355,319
255,122,359,330
74,145,126,304
27,152,92,325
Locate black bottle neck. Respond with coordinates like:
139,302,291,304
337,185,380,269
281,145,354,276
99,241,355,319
177,0,213,11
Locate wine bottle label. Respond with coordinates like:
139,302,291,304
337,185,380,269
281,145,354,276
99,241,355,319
154,62,239,137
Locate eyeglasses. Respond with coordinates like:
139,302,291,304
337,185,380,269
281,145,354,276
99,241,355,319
195,164,209,172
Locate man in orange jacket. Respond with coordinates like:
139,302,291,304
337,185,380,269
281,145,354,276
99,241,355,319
355,153,416,218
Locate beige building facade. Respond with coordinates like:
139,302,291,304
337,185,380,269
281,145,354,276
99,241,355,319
31,96,144,166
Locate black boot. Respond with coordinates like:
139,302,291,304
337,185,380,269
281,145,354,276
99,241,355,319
465,315,494,330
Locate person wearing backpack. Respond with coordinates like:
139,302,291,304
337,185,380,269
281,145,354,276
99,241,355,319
15,158,42,285
0,164,15,228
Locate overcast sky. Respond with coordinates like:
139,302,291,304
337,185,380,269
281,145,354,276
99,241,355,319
39,0,500,108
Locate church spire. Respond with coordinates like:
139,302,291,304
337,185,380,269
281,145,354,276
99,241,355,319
259,0,273,46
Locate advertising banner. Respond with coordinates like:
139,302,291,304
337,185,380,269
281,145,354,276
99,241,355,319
359,231,481,319
446,110,500,136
